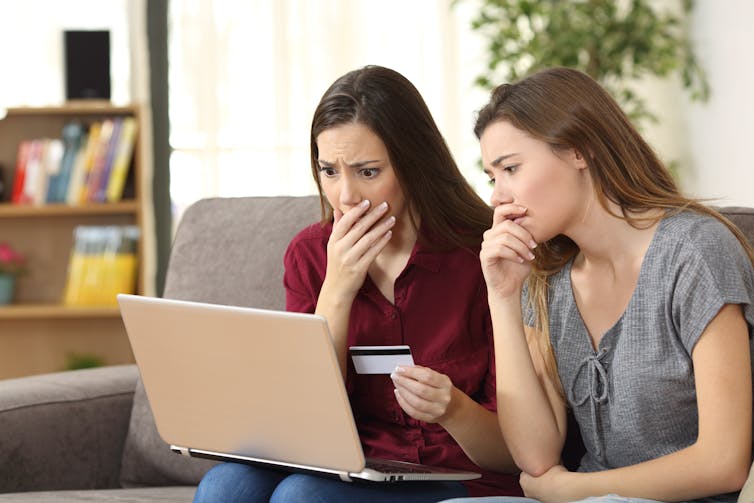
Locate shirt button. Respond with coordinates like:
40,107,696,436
391,312,398,320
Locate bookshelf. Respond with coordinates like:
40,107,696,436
0,104,145,379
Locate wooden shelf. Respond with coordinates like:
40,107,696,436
0,201,139,218
3,104,138,116
0,303,121,320
0,104,144,378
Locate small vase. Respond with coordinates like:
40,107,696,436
0,274,16,305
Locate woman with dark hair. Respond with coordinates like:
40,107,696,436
443,67,754,503
193,65,521,502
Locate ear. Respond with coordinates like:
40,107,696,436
571,149,589,170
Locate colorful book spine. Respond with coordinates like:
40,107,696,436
63,224,140,306
105,117,138,203
10,141,31,203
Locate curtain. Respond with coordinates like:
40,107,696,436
168,0,491,225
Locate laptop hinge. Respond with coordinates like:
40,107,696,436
172,445,191,457
339,472,353,482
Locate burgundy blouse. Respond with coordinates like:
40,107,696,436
283,222,521,497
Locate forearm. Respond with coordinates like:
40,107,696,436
314,279,355,376
557,443,748,502
441,388,518,473
490,292,563,474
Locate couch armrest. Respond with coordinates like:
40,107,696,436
0,365,138,493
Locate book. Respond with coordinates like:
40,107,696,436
92,117,122,202
65,131,89,205
47,122,84,203
83,119,114,203
72,122,102,205
105,117,138,203
63,224,140,306
37,138,63,205
20,139,45,205
10,141,31,203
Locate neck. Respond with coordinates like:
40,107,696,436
566,198,662,273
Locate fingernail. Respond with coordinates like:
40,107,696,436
360,199,370,207
395,366,405,373
528,252,535,260
390,372,398,380
378,201,388,210
530,241,537,249
387,216,396,225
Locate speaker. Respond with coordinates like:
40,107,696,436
64,30,111,100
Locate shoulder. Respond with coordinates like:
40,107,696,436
662,210,739,246
658,210,748,266
284,222,331,264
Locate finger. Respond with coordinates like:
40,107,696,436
482,231,536,264
394,386,442,419
492,204,528,226
487,222,537,257
391,368,450,402
331,199,371,241
392,365,444,388
342,201,390,244
333,207,344,225
348,217,395,267
393,388,423,420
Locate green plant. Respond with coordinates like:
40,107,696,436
462,0,709,130
64,352,105,370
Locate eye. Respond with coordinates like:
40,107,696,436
502,164,518,174
487,177,496,187
319,166,337,177
359,168,379,178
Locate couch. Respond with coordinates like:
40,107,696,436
0,197,752,502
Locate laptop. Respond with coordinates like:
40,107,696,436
117,294,481,483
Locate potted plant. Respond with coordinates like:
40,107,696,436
461,0,710,131
0,242,26,305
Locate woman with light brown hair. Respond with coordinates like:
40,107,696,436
444,67,754,503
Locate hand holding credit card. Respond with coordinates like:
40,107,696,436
349,345,414,374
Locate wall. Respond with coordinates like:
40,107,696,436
684,0,754,207
1,1,752,208
0,0,132,107
646,0,754,207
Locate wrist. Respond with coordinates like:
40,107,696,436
317,279,357,309
487,286,523,307
439,387,469,428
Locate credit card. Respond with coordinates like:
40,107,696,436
348,345,414,374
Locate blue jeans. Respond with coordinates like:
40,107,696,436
193,462,469,503
439,496,665,503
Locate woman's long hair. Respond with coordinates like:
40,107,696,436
310,65,492,249
474,67,754,388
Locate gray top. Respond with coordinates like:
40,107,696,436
536,211,754,503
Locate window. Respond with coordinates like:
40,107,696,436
168,0,492,225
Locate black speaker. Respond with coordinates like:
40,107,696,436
64,30,111,100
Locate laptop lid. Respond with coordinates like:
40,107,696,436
117,294,365,474
117,294,480,483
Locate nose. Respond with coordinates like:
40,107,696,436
339,171,361,208
489,178,513,207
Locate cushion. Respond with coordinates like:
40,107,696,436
119,196,321,487
0,486,196,502
119,380,216,487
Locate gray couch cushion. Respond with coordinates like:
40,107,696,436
119,196,321,488
720,206,754,245
0,366,137,493
0,486,196,502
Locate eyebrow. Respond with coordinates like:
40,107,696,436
317,159,382,168
490,153,519,167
